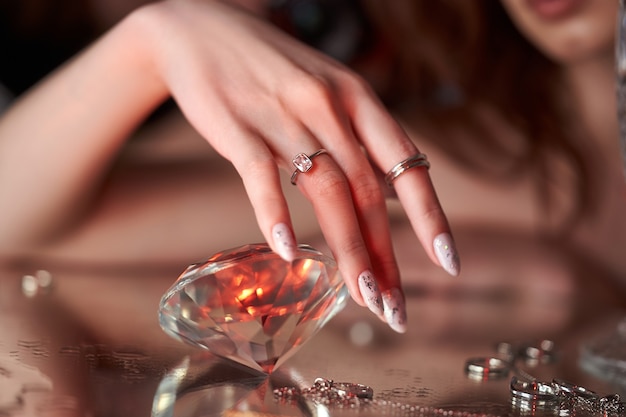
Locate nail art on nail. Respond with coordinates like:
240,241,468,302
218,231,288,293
272,223,297,262
357,271,384,316
433,233,460,276
382,288,407,334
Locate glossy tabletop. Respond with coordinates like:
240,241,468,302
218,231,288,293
1,224,625,417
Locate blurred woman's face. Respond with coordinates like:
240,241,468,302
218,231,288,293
499,0,617,64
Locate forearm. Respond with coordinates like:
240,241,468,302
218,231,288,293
0,9,167,253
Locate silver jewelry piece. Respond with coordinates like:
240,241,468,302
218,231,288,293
465,357,511,380
330,381,374,399
551,378,600,406
520,339,557,364
275,377,374,401
384,153,430,187
466,341,625,415
290,149,328,185
510,376,557,402
273,377,373,411
551,379,626,414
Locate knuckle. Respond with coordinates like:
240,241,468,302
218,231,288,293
288,72,336,106
341,71,373,96
241,156,276,179
338,236,368,260
420,203,446,225
310,169,349,199
351,176,385,210
304,75,334,103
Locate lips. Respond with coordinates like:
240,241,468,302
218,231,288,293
525,0,583,20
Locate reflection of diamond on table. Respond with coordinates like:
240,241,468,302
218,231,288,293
158,244,348,373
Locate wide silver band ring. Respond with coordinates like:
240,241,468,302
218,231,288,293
384,153,430,187
290,149,328,185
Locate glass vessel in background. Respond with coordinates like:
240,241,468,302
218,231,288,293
158,243,348,374
579,2,626,390
580,318,626,390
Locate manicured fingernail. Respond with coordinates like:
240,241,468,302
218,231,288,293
382,288,407,334
272,223,297,262
357,270,384,316
433,233,460,276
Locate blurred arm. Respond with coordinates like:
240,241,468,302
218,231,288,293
0,10,167,254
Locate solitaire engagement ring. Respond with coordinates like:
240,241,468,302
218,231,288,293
290,149,329,185
385,152,430,187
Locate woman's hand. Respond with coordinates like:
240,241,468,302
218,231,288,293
0,0,459,333
143,0,460,332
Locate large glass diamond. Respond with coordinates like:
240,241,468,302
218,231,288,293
158,244,348,373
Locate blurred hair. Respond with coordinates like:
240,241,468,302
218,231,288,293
364,0,596,231
0,0,96,95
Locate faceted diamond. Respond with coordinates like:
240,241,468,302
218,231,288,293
159,244,348,373
292,153,313,172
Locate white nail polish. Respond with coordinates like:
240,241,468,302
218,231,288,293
433,233,460,276
358,271,384,316
382,288,407,334
272,223,297,262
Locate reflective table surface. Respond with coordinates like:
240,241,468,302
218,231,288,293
1,224,625,416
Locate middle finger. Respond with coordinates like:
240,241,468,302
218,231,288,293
283,137,404,333
289,147,394,326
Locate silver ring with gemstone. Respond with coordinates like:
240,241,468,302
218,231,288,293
290,149,329,185
384,153,430,187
